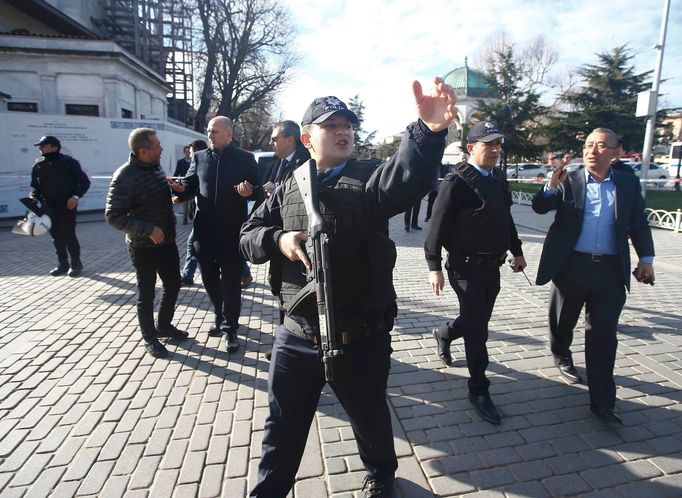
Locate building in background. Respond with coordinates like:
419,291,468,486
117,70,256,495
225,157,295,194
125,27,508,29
0,0,201,218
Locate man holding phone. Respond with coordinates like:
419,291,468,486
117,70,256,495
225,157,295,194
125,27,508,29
532,127,655,424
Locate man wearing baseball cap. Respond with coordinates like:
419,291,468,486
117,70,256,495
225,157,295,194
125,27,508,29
241,77,456,497
30,135,90,276
425,121,527,425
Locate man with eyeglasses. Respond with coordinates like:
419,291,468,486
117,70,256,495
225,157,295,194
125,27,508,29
257,121,311,360
269,121,310,193
532,127,654,424
426,121,527,426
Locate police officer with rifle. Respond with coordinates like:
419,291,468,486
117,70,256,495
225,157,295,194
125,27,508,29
240,77,456,498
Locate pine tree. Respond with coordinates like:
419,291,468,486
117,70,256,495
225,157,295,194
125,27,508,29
347,95,376,158
545,46,651,154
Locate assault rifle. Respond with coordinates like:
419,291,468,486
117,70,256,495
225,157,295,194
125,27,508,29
293,159,342,380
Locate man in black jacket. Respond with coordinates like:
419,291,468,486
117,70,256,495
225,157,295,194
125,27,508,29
241,78,456,498
425,122,527,425
171,116,260,353
30,135,90,277
106,128,188,359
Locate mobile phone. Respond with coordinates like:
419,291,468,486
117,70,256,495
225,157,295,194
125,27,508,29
632,268,654,286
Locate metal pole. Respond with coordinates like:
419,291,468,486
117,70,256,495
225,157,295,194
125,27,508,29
640,0,671,199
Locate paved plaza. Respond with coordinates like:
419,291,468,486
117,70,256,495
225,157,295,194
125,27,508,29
0,203,681,497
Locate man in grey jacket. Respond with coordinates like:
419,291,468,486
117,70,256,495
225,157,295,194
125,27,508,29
106,128,188,358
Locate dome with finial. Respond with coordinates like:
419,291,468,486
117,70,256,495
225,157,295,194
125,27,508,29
443,57,499,99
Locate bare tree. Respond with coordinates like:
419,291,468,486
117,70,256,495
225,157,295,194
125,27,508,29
235,98,280,150
193,0,298,132
474,31,559,94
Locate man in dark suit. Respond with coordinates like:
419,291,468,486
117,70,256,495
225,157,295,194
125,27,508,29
170,116,260,353
532,127,655,424
173,145,194,224
256,120,310,209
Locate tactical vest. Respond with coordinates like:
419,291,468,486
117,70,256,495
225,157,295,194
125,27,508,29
279,160,397,331
448,162,511,256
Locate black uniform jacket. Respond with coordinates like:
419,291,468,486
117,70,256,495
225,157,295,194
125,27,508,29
30,152,90,208
424,166,523,272
531,168,654,290
240,119,446,265
180,142,260,258
106,154,176,249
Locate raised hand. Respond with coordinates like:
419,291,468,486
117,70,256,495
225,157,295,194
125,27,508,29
413,77,457,133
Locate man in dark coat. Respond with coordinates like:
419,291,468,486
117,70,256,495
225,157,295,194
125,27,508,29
30,135,90,276
532,127,655,424
106,128,188,358
171,116,260,353
241,78,456,498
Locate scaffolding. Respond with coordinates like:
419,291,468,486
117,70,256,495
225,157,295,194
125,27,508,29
96,0,194,128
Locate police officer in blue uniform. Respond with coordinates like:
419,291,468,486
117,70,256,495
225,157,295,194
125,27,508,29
240,78,456,498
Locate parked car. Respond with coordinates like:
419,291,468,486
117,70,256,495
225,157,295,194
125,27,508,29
547,162,582,179
506,163,546,179
250,150,276,181
630,162,669,187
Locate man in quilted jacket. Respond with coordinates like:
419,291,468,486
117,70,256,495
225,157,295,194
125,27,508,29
105,128,189,358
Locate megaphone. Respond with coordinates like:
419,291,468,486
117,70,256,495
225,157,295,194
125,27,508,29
12,212,52,236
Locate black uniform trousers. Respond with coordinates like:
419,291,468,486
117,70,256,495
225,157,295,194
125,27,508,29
47,206,80,267
250,326,398,497
128,244,181,340
404,198,421,228
198,252,242,335
548,253,626,412
436,260,501,396
425,190,438,221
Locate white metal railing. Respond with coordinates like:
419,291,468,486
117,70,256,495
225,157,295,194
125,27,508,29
511,191,682,233
645,208,682,232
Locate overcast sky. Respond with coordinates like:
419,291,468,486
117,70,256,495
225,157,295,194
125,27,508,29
275,0,682,141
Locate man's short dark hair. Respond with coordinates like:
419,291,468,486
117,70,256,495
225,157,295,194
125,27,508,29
183,145,191,152
590,127,621,148
190,139,208,152
128,128,157,155
275,120,301,140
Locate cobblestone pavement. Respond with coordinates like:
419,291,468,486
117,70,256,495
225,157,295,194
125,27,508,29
0,203,680,497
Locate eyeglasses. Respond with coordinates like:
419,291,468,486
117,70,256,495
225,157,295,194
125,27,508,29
270,134,289,143
583,142,617,151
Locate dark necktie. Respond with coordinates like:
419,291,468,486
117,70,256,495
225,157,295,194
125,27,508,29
274,159,288,184
317,169,334,184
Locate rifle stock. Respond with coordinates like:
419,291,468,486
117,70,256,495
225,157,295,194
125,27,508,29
293,159,342,380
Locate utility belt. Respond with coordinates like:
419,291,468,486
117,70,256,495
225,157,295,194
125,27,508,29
283,314,386,346
449,251,506,267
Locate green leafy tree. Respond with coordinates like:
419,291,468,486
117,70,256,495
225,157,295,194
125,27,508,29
545,46,651,154
473,46,546,167
347,95,376,158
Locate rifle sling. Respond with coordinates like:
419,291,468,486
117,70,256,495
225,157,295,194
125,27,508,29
284,280,316,315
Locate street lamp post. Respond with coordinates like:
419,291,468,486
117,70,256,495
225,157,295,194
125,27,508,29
639,0,671,199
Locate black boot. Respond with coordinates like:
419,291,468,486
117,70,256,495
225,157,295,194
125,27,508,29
50,264,69,276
